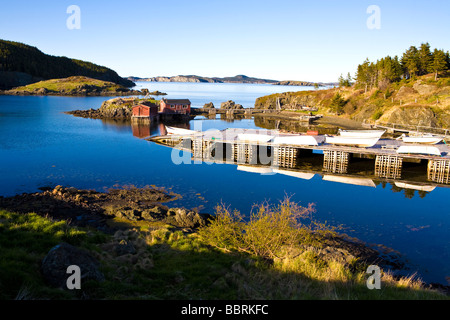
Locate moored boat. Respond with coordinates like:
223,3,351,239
165,126,197,135
401,134,442,145
325,136,380,148
237,133,274,143
338,129,385,138
396,145,441,156
271,134,324,146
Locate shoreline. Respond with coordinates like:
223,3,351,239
0,185,448,295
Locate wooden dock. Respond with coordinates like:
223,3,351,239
149,128,450,186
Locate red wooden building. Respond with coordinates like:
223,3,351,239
159,98,191,114
132,103,159,118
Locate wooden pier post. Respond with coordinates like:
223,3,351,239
273,146,298,168
323,150,349,174
427,159,450,184
375,155,403,179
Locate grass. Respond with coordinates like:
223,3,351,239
0,204,448,300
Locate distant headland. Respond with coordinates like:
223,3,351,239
127,74,333,87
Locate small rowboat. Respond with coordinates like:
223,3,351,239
338,129,385,138
325,136,380,148
396,145,441,156
271,135,324,146
401,134,442,145
165,126,197,135
237,133,274,143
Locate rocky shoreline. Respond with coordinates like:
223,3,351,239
1,185,448,294
0,185,212,234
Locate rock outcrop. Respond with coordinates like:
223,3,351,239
220,100,244,109
203,102,215,109
41,242,104,288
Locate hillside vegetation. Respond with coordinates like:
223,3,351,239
0,39,134,89
256,43,450,130
0,187,448,300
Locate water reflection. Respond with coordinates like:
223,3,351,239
150,132,450,200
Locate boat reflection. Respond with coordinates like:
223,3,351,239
149,134,450,199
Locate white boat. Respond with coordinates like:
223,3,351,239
338,129,385,138
396,145,441,156
271,135,324,146
273,169,315,180
165,126,197,135
325,136,380,148
237,133,274,143
401,134,442,145
322,175,377,187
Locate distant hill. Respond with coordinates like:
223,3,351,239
128,74,328,87
128,74,279,84
0,39,134,90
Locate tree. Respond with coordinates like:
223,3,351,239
338,73,352,87
402,46,420,79
418,42,432,75
346,72,353,87
330,93,346,114
431,48,448,80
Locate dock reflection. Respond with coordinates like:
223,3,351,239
150,134,450,199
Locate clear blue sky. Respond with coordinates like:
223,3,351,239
1,0,449,82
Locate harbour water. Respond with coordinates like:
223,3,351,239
0,82,449,286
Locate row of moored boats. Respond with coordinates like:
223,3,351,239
164,126,446,156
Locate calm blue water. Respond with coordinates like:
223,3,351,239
0,82,449,286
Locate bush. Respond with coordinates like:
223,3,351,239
198,198,335,261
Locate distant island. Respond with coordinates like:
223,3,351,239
0,39,134,90
127,74,332,87
0,76,142,96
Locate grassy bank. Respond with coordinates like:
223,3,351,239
0,191,448,300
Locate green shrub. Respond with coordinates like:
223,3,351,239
198,198,335,261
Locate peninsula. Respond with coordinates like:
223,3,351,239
0,39,134,90
0,76,142,96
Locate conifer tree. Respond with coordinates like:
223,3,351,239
431,48,448,80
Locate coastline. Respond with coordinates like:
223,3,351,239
0,185,448,298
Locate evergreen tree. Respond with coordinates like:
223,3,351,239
418,42,432,75
431,48,448,80
402,46,420,79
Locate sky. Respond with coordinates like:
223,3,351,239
0,0,449,83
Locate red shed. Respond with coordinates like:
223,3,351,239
132,104,158,118
159,98,191,114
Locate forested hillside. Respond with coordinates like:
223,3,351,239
0,39,134,89
256,43,450,129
